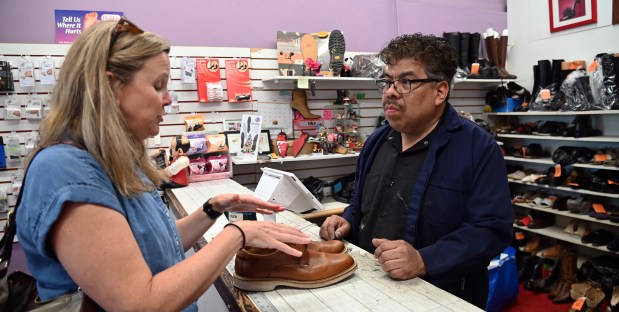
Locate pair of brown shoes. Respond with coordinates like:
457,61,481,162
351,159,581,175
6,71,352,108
233,240,357,291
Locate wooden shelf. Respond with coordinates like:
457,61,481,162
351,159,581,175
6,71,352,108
508,179,619,198
497,134,619,143
503,156,619,171
231,153,359,165
514,224,618,255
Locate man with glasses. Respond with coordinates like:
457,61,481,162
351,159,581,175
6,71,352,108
320,33,513,309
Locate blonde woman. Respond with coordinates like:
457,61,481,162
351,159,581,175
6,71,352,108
16,18,310,311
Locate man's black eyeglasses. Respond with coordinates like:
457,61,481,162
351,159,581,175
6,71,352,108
109,17,144,51
375,78,441,94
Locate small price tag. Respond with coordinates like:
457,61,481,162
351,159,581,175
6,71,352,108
520,215,532,226
297,76,309,89
592,203,607,214
515,232,525,240
539,89,551,100
571,297,585,311
554,164,562,177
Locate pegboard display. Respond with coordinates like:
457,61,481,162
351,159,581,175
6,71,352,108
0,43,490,210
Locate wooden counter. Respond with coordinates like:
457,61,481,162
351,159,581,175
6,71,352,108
165,179,483,312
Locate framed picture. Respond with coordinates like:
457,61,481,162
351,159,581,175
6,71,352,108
223,119,242,132
257,130,272,155
549,0,597,33
224,131,242,156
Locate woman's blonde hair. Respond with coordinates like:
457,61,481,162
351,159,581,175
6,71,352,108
28,20,170,197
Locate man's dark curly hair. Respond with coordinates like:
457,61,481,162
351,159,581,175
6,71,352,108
379,33,457,86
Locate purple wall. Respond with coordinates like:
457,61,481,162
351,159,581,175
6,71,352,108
0,0,505,53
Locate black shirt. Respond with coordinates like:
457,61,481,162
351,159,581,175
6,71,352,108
357,128,435,253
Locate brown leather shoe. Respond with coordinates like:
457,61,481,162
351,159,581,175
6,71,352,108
306,240,346,254
523,235,542,254
233,245,357,291
539,242,565,259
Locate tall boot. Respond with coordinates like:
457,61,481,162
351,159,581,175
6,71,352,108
443,32,461,70
531,65,541,103
497,31,517,79
291,89,321,119
538,60,552,89
484,30,500,79
551,59,565,87
459,32,471,74
552,249,579,304
467,32,481,77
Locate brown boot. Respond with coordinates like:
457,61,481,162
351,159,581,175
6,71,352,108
497,35,517,79
233,245,357,291
552,249,579,303
291,89,321,119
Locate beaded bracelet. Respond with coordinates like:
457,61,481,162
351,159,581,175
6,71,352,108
224,223,246,248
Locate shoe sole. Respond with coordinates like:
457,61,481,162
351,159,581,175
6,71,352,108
328,30,346,75
233,259,357,291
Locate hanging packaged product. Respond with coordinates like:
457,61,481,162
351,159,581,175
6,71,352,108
0,61,14,92
0,136,6,169
180,57,196,84
165,91,180,114
25,97,43,119
10,169,23,194
40,56,56,85
19,58,35,87
6,133,21,167
225,59,252,103
24,131,38,154
0,185,8,213
184,115,205,132
196,58,223,103
4,97,22,120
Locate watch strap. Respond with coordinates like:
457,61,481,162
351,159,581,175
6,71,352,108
202,198,222,219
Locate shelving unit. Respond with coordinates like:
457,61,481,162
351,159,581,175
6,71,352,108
503,156,619,171
514,224,617,254
493,109,619,257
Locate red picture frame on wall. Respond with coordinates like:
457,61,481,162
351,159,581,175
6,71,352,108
549,0,597,32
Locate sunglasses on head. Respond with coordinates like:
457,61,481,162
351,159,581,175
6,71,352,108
109,16,144,50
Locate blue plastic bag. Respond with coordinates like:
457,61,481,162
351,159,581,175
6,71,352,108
486,246,518,312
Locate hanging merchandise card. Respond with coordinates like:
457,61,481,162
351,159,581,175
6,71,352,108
181,57,196,84
25,98,43,119
5,98,21,120
225,59,252,103
19,60,35,87
40,57,56,85
239,114,262,160
0,61,14,92
196,58,223,103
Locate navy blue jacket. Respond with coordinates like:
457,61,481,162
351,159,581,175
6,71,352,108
343,103,513,307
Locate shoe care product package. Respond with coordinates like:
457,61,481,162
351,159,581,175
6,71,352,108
238,114,262,160
0,61,14,92
196,58,223,103
225,59,252,103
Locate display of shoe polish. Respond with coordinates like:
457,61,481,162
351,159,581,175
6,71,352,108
233,244,357,291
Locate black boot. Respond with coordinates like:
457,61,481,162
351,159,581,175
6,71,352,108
531,64,541,103
459,32,470,75
443,32,462,72
523,256,544,290
467,33,481,78
531,257,562,292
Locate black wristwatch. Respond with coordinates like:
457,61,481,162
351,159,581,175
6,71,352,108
202,198,222,220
